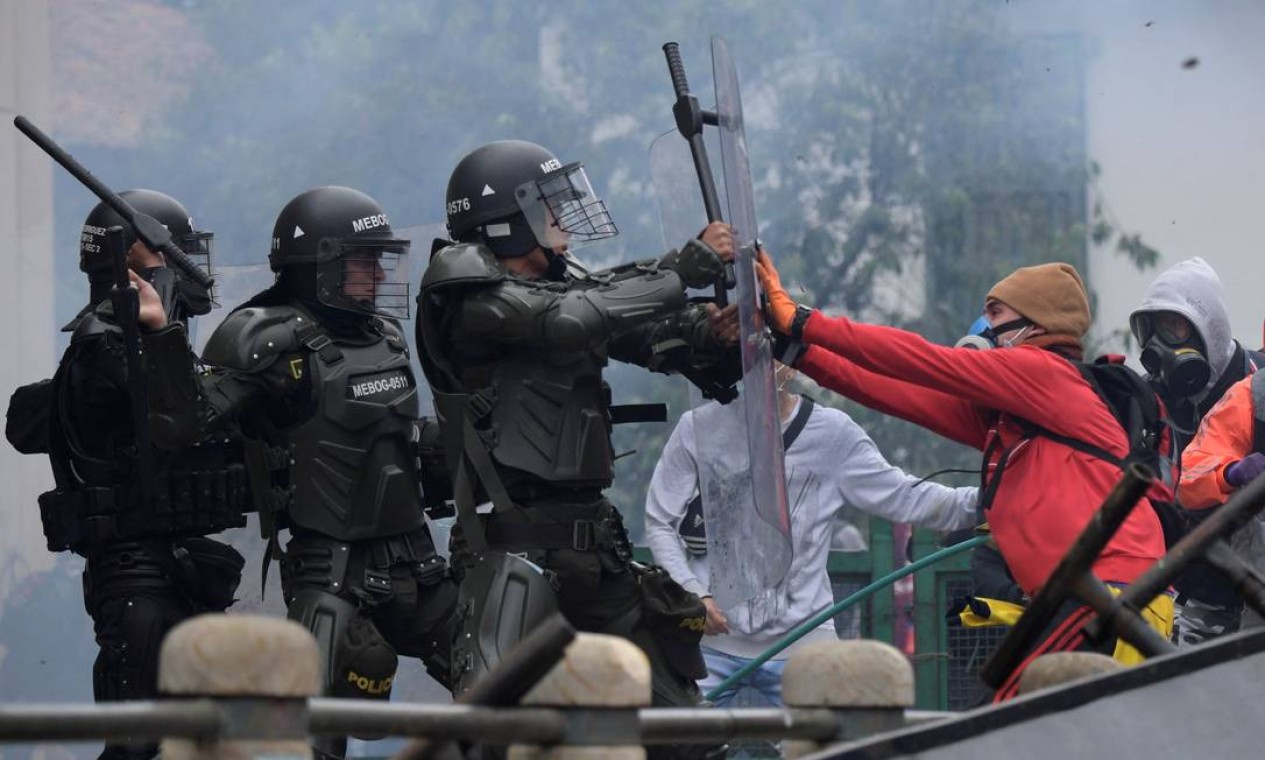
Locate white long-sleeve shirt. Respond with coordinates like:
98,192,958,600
644,397,979,660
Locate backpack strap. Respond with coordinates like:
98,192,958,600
976,360,1161,512
782,397,815,451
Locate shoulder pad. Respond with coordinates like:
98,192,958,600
421,243,505,292
202,305,303,372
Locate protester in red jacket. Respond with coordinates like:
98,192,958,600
757,253,1168,697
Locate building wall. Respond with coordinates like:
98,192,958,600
0,0,56,609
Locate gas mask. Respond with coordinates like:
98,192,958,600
1140,339,1210,398
1133,311,1211,399
955,316,1033,350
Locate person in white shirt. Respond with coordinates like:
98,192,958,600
645,365,979,705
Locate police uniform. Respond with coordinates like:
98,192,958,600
143,187,457,760
418,142,737,760
6,191,247,760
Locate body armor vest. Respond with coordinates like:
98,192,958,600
285,322,426,541
40,315,249,553
480,348,614,487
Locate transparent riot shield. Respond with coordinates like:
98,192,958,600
712,32,792,578
648,38,792,619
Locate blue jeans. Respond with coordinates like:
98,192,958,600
698,646,788,707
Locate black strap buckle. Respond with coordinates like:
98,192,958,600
467,390,496,422
573,520,596,552
300,330,344,365
364,568,393,597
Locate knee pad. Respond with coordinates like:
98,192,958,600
290,589,398,742
330,617,399,703
92,594,186,702
452,551,559,696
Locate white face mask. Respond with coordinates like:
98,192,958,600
998,324,1033,348
775,366,797,393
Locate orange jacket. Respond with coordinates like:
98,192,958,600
1179,376,1256,509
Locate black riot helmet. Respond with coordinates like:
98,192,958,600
79,189,214,319
269,186,412,319
445,140,617,259
80,189,213,276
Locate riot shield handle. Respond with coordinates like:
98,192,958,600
661,43,735,304
13,115,215,290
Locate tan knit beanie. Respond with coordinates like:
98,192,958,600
985,262,1091,337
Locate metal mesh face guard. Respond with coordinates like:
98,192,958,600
514,162,618,252
316,240,412,319
178,230,216,304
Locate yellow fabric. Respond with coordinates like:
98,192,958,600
955,597,1026,628
1111,588,1175,665
954,587,1174,667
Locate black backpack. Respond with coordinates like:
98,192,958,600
981,356,1185,546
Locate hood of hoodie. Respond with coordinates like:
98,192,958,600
1130,257,1235,397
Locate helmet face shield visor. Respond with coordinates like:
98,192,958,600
316,238,412,319
176,229,216,303
514,162,617,252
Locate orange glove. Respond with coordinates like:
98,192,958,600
755,249,800,335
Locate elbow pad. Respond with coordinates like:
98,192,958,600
545,272,688,350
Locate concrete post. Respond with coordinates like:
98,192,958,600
159,614,321,760
507,632,651,760
1017,651,1123,696
782,639,914,759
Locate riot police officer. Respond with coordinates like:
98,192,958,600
417,140,738,758
5,190,247,760
142,186,457,760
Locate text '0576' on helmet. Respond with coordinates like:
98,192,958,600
80,189,214,280
445,140,618,258
269,186,413,320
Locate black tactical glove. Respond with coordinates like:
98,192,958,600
659,238,726,289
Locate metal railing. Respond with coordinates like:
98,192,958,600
0,698,955,747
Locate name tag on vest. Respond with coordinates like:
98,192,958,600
347,368,413,402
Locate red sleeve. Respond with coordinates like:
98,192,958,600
802,311,1101,441
1179,377,1255,509
798,345,991,449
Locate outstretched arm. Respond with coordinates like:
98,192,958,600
825,410,980,531
799,345,991,450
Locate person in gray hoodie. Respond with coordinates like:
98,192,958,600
644,364,979,706
1130,256,1265,646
